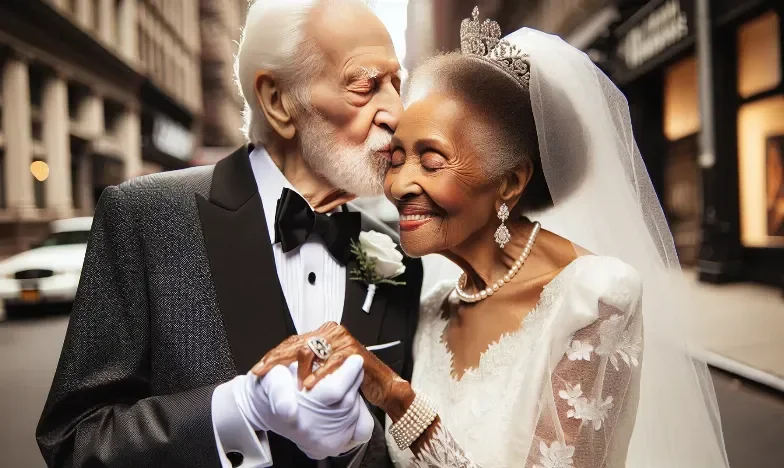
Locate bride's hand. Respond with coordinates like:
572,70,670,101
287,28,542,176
251,322,414,415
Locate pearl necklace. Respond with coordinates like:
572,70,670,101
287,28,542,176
453,222,541,303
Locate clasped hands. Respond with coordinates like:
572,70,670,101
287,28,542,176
234,322,412,460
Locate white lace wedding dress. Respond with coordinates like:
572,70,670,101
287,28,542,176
386,255,644,468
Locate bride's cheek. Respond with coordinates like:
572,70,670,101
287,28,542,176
429,174,475,215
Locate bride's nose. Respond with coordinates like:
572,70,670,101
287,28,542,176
388,168,424,202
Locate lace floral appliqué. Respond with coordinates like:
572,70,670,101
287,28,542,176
533,441,576,468
559,383,614,430
595,314,641,371
409,425,480,468
568,395,614,430
558,383,583,406
566,339,594,361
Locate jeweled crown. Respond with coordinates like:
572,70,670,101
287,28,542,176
460,7,531,89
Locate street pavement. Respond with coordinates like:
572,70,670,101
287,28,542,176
685,271,784,390
2,309,783,467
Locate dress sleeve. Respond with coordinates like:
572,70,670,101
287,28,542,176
524,260,643,468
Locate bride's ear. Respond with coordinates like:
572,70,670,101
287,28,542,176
497,160,533,212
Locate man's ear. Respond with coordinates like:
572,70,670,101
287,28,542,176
255,71,297,140
496,160,533,213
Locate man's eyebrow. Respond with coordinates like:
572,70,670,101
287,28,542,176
355,66,380,79
352,65,402,80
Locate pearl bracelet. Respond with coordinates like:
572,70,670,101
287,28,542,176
388,391,437,450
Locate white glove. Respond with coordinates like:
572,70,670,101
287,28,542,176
234,355,374,460
233,364,299,434
291,355,375,459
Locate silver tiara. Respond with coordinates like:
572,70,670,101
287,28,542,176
460,7,530,89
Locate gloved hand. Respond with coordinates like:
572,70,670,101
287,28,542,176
233,364,299,434
233,355,374,460
291,355,375,459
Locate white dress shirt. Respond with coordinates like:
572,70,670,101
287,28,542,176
211,146,351,467
253,147,346,334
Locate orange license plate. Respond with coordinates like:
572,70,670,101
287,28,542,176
20,289,41,302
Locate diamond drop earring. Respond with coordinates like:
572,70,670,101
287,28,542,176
494,203,511,249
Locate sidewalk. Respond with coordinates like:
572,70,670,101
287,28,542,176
684,270,784,391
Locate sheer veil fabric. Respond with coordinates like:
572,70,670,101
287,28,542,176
505,28,729,466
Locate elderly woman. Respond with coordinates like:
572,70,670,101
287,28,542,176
255,10,729,468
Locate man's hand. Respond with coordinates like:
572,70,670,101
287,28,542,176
233,365,299,434
290,355,375,459
234,354,373,460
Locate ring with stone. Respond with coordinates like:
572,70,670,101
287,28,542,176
307,336,332,361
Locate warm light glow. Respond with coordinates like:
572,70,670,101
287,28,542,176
30,161,50,182
737,95,784,247
372,0,409,76
737,11,781,98
664,56,700,141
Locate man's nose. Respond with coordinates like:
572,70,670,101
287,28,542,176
374,85,403,131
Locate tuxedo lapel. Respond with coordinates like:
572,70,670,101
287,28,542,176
197,145,294,373
340,213,389,346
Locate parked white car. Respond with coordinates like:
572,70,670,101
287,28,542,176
0,217,93,314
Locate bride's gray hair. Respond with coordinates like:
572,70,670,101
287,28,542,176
404,53,553,212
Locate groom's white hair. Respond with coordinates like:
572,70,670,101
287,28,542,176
235,0,371,146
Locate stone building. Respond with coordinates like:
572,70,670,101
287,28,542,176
198,0,246,151
0,0,201,256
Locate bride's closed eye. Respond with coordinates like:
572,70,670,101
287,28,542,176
390,148,406,168
421,151,446,171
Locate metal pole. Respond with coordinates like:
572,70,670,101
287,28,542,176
695,0,714,168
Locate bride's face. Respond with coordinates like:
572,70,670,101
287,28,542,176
384,92,499,257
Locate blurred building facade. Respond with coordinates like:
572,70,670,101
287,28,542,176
572,0,783,288
197,0,246,161
408,0,783,288
0,0,201,256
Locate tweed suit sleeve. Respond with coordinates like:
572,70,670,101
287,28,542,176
36,185,223,468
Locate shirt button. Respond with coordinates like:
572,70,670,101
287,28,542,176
226,451,244,467
308,272,316,285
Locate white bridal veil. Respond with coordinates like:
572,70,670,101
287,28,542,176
506,28,729,467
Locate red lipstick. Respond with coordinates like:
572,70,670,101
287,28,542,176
398,206,437,232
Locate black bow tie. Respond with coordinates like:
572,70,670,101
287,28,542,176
273,188,361,265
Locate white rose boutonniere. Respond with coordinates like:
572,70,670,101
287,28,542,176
350,231,406,313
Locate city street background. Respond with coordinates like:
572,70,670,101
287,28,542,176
1,0,783,466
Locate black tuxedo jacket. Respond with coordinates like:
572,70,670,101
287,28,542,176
36,146,423,467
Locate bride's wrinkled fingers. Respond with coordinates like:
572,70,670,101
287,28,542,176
252,347,299,377
302,352,348,390
296,345,317,387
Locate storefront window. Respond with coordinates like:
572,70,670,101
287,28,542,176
737,11,783,248
663,56,702,264
737,11,781,99
664,56,700,141
738,96,784,247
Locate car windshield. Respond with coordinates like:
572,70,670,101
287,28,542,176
37,231,91,247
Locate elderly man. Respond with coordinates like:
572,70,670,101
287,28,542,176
36,1,422,467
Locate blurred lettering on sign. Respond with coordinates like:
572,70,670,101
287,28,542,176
152,116,193,161
618,0,689,70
